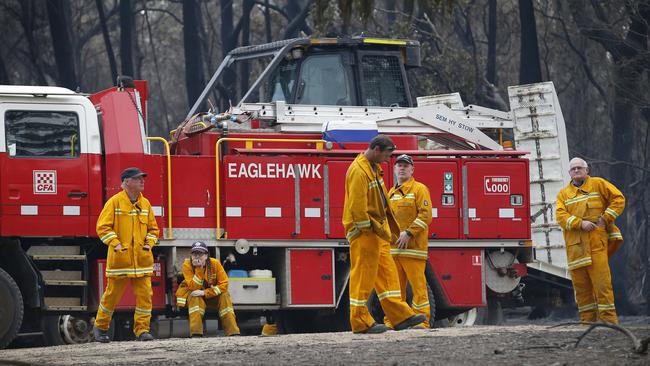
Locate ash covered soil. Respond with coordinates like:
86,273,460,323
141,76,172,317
1,317,650,366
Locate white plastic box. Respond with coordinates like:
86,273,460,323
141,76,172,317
229,278,276,304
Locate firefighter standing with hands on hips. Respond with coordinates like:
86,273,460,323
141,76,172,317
176,241,241,337
384,154,432,329
343,135,426,334
93,167,159,342
556,157,624,324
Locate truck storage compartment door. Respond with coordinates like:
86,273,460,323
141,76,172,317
428,249,484,307
409,158,461,239
169,155,215,239
284,248,334,306
325,160,351,239
463,159,530,239
0,103,93,236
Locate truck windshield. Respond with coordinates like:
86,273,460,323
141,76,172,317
296,54,353,106
266,59,299,102
360,55,409,107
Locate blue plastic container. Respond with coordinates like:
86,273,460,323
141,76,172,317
227,269,249,278
322,120,378,143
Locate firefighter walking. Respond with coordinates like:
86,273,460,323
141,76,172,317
343,135,426,334
93,167,159,342
384,154,432,328
556,158,624,324
176,241,240,337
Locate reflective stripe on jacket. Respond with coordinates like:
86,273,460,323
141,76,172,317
388,177,432,259
176,258,229,307
342,154,399,243
96,191,159,277
556,176,625,270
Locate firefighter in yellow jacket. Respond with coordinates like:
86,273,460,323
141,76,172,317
384,154,432,328
556,158,624,324
93,167,159,342
343,135,426,334
176,241,240,337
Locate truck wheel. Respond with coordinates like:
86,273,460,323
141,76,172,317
44,315,94,345
448,308,478,327
327,286,350,332
485,299,504,325
0,267,23,349
43,316,65,345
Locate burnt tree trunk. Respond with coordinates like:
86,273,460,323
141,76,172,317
220,0,236,110
19,0,47,85
568,0,650,314
240,0,255,98
486,0,497,85
265,0,272,42
46,0,77,89
96,0,118,83
518,0,543,84
119,0,134,77
182,0,205,108
0,51,9,84
284,0,314,39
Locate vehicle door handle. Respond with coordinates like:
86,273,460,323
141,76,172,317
68,191,88,198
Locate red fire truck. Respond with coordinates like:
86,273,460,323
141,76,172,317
0,37,570,347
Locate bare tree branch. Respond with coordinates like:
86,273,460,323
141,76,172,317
567,0,639,61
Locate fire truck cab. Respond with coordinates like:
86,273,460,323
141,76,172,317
0,37,572,348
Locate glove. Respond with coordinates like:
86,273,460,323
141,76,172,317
190,289,205,297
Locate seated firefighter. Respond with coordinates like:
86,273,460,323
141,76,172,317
176,241,241,337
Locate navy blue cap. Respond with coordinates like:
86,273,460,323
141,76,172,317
121,167,147,181
191,241,209,254
395,154,414,165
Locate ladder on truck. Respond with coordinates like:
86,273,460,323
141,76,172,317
234,98,510,151
231,81,572,281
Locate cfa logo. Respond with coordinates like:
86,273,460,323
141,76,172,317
33,170,57,194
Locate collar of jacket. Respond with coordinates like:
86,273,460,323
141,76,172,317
566,175,593,197
354,153,383,181
392,177,415,195
119,190,143,206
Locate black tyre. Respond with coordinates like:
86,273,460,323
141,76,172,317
329,286,351,332
0,267,23,349
44,315,95,345
486,299,504,325
278,310,319,334
43,316,65,346
476,299,504,325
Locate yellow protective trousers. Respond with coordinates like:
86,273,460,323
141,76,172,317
94,276,152,337
384,256,429,328
186,292,240,336
349,231,416,333
570,227,618,324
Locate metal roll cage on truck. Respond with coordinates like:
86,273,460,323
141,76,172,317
0,36,572,347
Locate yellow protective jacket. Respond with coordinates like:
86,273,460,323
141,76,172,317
97,191,159,277
556,176,625,270
388,178,432,260
343,153,400,243
175,258,229,307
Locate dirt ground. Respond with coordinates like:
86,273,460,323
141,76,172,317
1,317,649,366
